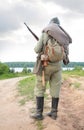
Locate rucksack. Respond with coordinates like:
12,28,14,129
44,37,65,62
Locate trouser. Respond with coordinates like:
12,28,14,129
34,63,62,98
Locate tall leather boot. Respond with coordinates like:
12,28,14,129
47,97,59,120
31,97,44,120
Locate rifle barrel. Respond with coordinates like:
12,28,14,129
24,22,39,41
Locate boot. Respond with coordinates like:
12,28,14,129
31,97,44,120
47,97,59,120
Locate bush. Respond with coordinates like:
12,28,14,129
0,62,10,74
22,67,28,74
27,69,31,73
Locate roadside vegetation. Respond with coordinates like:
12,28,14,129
0,62,32,80
63,66,84,78
18,76,35,105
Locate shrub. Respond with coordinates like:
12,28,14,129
0,62,10,74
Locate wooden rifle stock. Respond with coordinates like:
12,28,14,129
42,68,45,87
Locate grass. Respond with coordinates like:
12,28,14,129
0,72,32,80
35,121,44,130
62,69,84,83
19,98,26,105
0,73,19,79
72,82,81,89
62,69,84,77
17,76,35,105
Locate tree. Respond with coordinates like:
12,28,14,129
9,68,15,73
0,62,10,74
28,69,31,73
22,67,28,74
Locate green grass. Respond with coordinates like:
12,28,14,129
36,121,44,130
0,73,18,79
17,76,35,105
0,72,32,80
72,82,81,89
63,69,84,77
19,98,26,106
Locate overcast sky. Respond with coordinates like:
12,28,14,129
0,0,84,62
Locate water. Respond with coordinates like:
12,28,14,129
10,67,84,72
62,67,84,71
62,67,74,71
10,67,33,72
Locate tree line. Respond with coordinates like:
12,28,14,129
5,62,35,68
62,62,84,68
4,61,84,68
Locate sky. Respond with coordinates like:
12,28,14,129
0,0,84,62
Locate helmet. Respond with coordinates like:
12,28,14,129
49,17,60,25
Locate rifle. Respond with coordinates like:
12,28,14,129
24,22,39,41
24,22,45,86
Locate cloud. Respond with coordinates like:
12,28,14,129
1,0,83,36
0,0,48,35
0,11,20,34
42,0,84,14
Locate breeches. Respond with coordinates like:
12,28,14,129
34,64,62,98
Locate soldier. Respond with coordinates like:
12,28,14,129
31,17,72,120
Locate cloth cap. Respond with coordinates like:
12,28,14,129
49,17,60,25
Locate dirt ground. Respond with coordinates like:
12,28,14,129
0,76,84,130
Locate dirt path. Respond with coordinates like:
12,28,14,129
0,76,84,130
0,77,36,130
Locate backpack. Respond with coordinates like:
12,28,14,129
44,37,65,62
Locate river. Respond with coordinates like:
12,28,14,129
10,67,33,72
10,67,77,72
